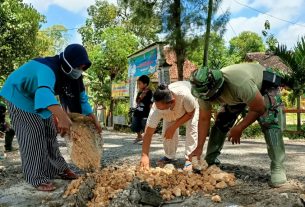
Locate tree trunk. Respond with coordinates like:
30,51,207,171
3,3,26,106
297,96,301,131
108,72,116,127
203,0,213,66
172,0,184,81
109,98,114,127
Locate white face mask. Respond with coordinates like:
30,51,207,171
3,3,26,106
159,108,171,113
61,51,83,79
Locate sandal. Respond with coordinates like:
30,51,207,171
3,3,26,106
183,161,193,172
133,137,143,144
59,168,78,180
36,182,56,192
157,156,176,167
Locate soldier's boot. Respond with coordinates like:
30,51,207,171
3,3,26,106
263,128,287,187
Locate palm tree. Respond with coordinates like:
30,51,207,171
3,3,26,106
274,36,305,131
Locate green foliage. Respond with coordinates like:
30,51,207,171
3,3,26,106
100,27,138,80
84,27,138,107
187,32,237,68
118,0,161,46
166,0,230,79
80,0,159,110
35,25,69,57
229,31,266,61
0,0,44,78
262,20,278,52
79,1,118,45
179,125,186,136
274,36,305,104
242,124,262,138
283,130,305,140
123,0,230,80
281,89,295,108
113,99,129,116
79,0,160,47
34,25,69,58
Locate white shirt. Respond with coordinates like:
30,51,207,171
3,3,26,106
147,81,198,128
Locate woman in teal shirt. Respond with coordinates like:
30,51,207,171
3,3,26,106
0,44,101,191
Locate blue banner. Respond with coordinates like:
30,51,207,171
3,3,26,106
128,48,158,77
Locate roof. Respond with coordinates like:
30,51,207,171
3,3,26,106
127,41,167,58
245,52,291,73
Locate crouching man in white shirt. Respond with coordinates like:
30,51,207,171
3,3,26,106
140,81,199,171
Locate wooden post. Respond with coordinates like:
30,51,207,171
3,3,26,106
297,96,301,131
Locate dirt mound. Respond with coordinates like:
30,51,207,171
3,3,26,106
66,113,103,172
63,164,236,206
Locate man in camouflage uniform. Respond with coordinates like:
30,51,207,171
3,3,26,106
190,63,286,187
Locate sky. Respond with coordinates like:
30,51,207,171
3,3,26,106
23,0,305,49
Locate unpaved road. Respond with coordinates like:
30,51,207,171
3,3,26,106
0,130,305,207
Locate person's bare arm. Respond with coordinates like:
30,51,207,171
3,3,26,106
164,110,195,139
47,105,72,136
190,108,211,158
88,113,102,133
239,91,265,129
174,110,195,128
141,126,156,157
140,126,156,169
228,91,265,144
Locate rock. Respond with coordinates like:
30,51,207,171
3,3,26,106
300,194,305,205
163,164,175,171
211,195,221,203
280,193,289,199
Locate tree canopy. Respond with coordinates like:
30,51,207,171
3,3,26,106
35,25,69,57
0,0,44,81
124,0,230,80
229,31,265,61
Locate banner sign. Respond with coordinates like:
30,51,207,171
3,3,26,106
111,82,129,98
128,47,158,77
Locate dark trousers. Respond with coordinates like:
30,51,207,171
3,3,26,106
4,128,15,150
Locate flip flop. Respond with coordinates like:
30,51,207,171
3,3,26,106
35,182,56,192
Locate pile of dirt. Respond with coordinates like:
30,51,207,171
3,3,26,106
63,164,236,206
66,113,103,172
